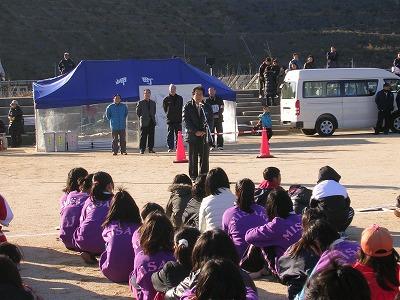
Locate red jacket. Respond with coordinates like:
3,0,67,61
353,262,400,300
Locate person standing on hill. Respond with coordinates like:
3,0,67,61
288,53,301,70
163,84,183,152
105,94,128,155
205,87,224,150
374,83,394,135
258,57,269,99
392,52,400,76
264,58,278,106
8,100,24,147
137,89,157,154
58,52,76,75
326,46,339,68
304,55,315,69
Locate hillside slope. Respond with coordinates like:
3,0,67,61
1,0,400,79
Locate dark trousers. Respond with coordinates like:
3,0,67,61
265,127,273,140
188,136,209,180
140,125,155,151
9,127,22,147
112,130,126,153
167,122,182,150
211,119,224,147
375,110,391,133
259,77,265,97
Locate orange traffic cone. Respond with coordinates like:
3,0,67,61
174,131,188,163
257,128,274,158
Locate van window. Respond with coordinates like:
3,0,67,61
281,81,296,99
384,79,400,92
303,81,340,98
343,80,378,97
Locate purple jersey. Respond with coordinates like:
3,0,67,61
132,228,142,255
72,197,111,255
222,204,268,259
314,239,360,273
59,193,68,210
59,191,89,250
245,213,302,272
130,250,175,300
99,221,140,283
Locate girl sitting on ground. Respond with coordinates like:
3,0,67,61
59,174,93,250
245,189,302,275
132,202,165,256
59,167,88,209
100,189,142,283
152,226,201,294
182,174,207,228
353,224,400,300
73,171,113,264
129,213,175,300
165,174,193,228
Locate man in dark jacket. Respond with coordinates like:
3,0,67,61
374,83,394,135
183,86,213,181
8,100,24,147
264,58,279,106
326,46,339,68
205,87,224,150
136,89,157,154
58,52,76,75
163,84,183,152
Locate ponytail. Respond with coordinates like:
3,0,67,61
91,171,114,202
78,174,94,193
174,227,201,270
235,178,255,214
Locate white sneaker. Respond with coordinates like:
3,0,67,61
217,147,223,150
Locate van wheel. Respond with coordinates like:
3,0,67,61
301,129,317,136
316,116,336,136
392,112,400,133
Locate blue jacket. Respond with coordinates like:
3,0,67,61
259,112,272,128
105,102,128,131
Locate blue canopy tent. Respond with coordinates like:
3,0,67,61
33,58,235,108
33,58,237,151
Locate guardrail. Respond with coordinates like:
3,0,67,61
219,74,259,90
0,80,34,97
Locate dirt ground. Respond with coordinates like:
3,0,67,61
1,130,399,300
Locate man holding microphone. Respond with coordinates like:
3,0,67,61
183,86,213,181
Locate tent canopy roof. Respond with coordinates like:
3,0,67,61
33,58,235,109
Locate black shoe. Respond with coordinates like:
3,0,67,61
121,152,127,155
139,150,144,154
113,152,117,155
149,149,156,153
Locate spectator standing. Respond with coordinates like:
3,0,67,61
58,52,76,75
136,89,157,154
205,87,224,150
303,55,315,69
326,46,339,68
163,84,183,152
374,83,394,135
264,58,278,106
258,58,269,98
8,100,24,147
288,53,301,70
392,52,400,76
105,94,128,155
183,86,213,181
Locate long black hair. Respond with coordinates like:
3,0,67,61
359,249,400,291
78,174,94,193
205,167,230,196
140,202,165,221
139,213,174,255
288,220,339,258
266,188,293,220
174,226,201,270
102,188,141,227
63,167,88,193
235,178,255,213
0,255,24,289
195,258,246,300
91,171,114,202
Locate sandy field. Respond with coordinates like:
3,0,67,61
1,130,399,300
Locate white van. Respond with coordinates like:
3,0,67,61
280,68,400,136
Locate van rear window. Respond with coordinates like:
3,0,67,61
281,82,296,99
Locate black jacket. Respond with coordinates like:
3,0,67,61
182,99,213,143
8,106,24,130
394,57,400,68
259,62,268,77
375,90,394,112
58,58,75,74
165,184,192,228
136,99,157,127
205,95,224,122
264,65,279,95
163,94,183,124
395,92,400,112
326,51,339,68
151,261,191,293
303,62,315,69
182,197,201,228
